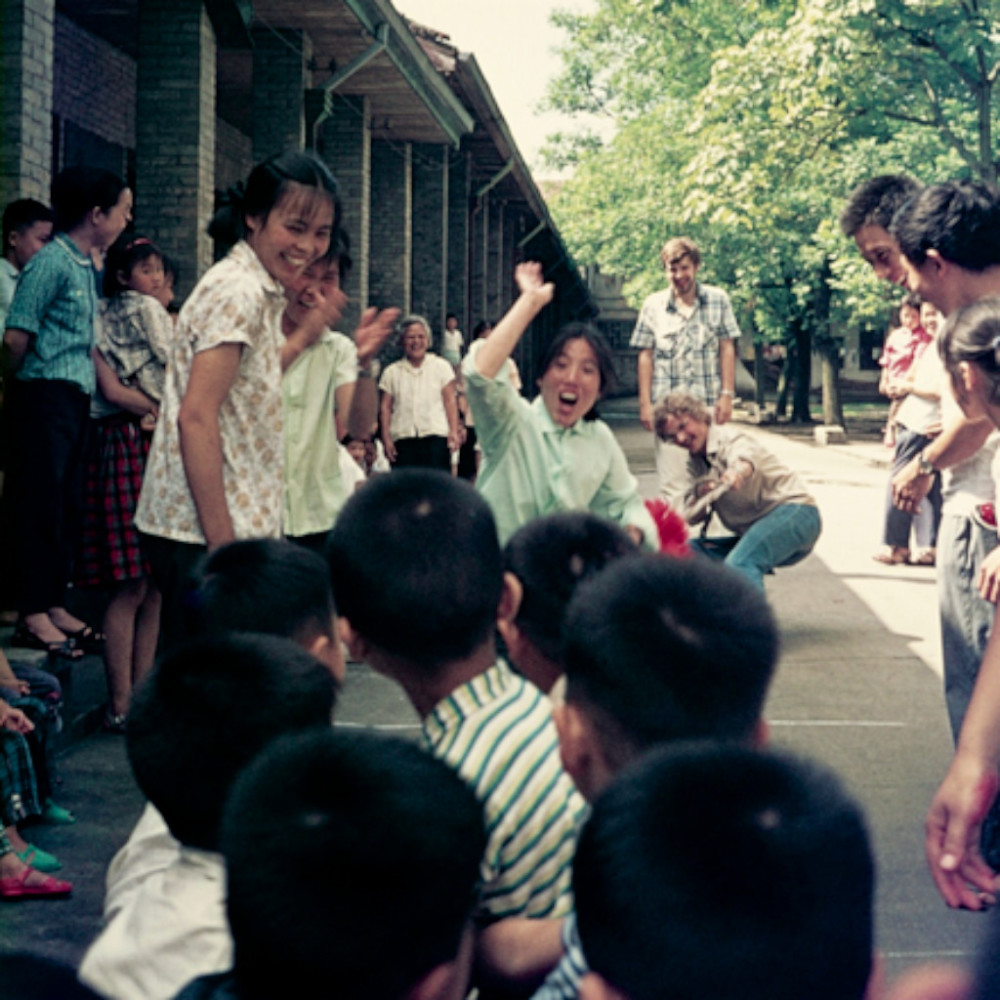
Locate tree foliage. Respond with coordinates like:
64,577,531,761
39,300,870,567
544,0,994,421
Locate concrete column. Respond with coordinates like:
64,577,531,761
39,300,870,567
0,0,55,204
252,27,312,161
315,94,370,333
446,151,470,331
135,0,216,297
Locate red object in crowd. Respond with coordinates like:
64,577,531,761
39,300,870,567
644,499,691,558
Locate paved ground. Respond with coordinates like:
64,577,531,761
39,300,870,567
2,408,992,986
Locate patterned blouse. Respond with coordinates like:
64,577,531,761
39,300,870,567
135,241,287,544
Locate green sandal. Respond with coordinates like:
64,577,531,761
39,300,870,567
15,844,61,872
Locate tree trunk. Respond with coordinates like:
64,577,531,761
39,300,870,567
820,341,845,427
791,321,812,423
775,360,789,419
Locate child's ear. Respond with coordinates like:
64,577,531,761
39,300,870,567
498,572,522,624
307,630,346,685
337,617,367,663
579,972,629,1000
751,717,769,749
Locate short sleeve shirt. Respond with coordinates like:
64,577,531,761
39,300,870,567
0,258,18,331
135,241,287,544
5,234,99,393
629,282,741,405
379,353,455,439
282,330,358,536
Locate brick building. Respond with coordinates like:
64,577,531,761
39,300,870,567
0,0,594,374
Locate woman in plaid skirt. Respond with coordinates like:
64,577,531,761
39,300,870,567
76,235,171,732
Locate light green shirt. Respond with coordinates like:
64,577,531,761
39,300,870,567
463,356,657,549
282,329,358,537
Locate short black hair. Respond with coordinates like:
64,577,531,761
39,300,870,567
503,512,639,664
103,233,164,297
536,323,616,419
575,742,875,1000
328,470,502,670
2,198,52,248
222,729,485,1000
50,166,127,233
126,633,337,849
186,539,337,646
564,555,778,767
3,953,104,1000
839,174,921,237
891,179,1000,271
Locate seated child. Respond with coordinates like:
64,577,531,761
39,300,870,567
78,632,338,1000
177,728,487,1000
327,470,587,990
499,511,640,695
535,553,779,1000
573,742,875,1000
101,538,343,921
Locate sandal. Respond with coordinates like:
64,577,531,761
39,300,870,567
873,548,910,566
63,624,106,654
15,844,61,872
912,550,936,566
40,799,76,826
0,867,72,899
11,624,83,661
102,710,127,735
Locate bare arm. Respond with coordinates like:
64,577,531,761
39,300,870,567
473,263,553,380
715,338,736,424
475,918,565,994
178,343,242,550
380,391,397,464
2,328,30,378
280,281,347,372
637,348,655,431
442,379,462,452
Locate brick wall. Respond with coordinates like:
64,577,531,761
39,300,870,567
0,0,55,204
252,27,311,162
369,140,410,315
316,94,370,332
215,119,252,199
54,14,134,151
410,143,446,338
446,152,470,331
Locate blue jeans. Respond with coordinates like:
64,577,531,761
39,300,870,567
691,503,822,590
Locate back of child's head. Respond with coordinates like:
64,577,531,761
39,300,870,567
563,555,778,767
574,742,875,1000
327,469,502,671
126,632,337,850
3,953,105,1000
221,729,486,1000
50,166,127,233
102,233,163,297
185,538,337,648
2,198,52,249
209,149,341,248
503,511,639,666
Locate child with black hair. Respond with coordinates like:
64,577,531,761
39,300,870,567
532,554,779,1000
327,470,586,993
281,231,397,549
78,632,338,1000
2,166,132,657
135,149,340,652
573,743,876,1000
499,511,640,695
0,197,52,329
177,728,487,1000
77,233,174,730
100,538,343,922
462,262,656,548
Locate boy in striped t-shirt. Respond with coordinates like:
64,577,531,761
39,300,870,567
328,470,587,993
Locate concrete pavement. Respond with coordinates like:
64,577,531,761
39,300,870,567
2,411,990,987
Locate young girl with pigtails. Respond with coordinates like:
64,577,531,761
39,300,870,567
135,150,341,652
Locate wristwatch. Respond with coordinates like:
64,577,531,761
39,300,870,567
917,450,936,476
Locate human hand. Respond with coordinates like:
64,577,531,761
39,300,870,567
383,436,397,464
715,394,734,425
514,262,555,306
721,459,752,490
926,752,1000,909
140,409,158,432
892,458,934,513
354,306,401,367
0,700,34,734
639,400,654,432
979,548,1000,604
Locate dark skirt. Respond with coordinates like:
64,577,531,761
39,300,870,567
75,414,152,587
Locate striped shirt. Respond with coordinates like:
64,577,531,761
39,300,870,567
630,282,740,406
5,233,99,393
422,660,586,921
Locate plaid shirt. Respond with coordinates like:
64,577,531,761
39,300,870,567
630,282,740,405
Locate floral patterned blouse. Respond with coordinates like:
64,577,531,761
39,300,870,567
135,241,287,544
